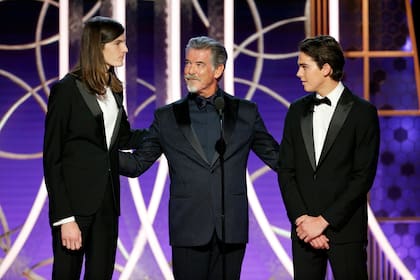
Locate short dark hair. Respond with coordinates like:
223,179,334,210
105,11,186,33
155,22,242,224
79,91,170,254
299,35,345,81
185,36,227,69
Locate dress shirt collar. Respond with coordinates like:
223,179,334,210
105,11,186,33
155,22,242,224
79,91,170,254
188,88,222,110
316,81,344,108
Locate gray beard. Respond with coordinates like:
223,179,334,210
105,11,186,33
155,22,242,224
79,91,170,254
186,84,198,93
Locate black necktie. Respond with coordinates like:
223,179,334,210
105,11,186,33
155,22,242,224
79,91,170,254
313,96,331,106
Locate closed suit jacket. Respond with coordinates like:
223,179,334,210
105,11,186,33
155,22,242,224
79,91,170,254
119,90,279,246
43,73,143,226
278,87,380,243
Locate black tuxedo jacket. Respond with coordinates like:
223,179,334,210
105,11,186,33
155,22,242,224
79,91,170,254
119,90,279,246
278,87,380,243
43,73,143,226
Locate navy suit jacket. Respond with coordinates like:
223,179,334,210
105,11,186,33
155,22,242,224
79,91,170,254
119,90,279,246
278,87,380,243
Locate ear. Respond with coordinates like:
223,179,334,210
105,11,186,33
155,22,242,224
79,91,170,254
214,64,225,80
322,63,333,77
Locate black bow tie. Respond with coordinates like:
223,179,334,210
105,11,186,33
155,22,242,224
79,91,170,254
195,95,215,110
313,96,331,106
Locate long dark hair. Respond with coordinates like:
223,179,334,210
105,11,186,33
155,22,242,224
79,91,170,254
72,16,125,94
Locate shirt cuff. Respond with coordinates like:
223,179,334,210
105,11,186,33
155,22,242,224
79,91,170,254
53,216,75,227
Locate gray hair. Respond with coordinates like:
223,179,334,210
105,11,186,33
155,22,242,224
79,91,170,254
185,36,227,69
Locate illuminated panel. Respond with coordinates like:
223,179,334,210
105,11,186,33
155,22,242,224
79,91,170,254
112,0,127,108
59,0,69,78
224,0,234,95
117,1,173,279
167,0,181,103
328,0,339,41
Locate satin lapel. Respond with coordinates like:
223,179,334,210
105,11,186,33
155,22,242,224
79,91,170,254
75,80,106,147
109,92,123,149
301,110,316,171
318,89,354,165
76,80,102,120
222,95,237,146
210,94,238,166
173,97,209,164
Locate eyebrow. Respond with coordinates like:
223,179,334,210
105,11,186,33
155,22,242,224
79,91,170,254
185,59,205,64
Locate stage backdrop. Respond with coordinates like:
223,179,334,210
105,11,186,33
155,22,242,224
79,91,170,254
0,0,419,279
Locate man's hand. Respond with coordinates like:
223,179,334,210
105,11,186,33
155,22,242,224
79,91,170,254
309,234,330,249
61,221,82,250
295,215,329,243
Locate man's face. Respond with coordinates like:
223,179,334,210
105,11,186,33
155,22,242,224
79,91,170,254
103,33,128,69
184,48,223,97
296,52,328,94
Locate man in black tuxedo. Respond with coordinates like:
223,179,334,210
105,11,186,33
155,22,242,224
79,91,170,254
43,17,145,279
119,36,279,279
278,35,380,279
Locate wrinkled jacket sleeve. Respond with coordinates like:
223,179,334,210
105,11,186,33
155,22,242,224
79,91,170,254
119,112,163,177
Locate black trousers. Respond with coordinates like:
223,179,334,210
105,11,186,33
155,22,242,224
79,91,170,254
172,232,246,280
51,183,118,280
292,239,368,280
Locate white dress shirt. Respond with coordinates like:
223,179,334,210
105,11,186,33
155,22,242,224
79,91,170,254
96,87,119,149
313,82,344,165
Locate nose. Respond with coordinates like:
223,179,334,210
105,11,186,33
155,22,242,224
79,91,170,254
296,67,302,78
122,43,128,53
